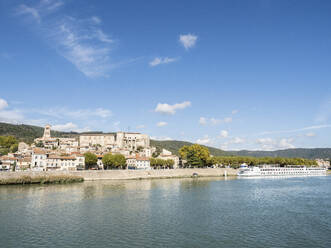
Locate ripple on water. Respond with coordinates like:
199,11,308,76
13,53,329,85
0,177,330,248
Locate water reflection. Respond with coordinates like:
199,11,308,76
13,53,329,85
0,176,330,248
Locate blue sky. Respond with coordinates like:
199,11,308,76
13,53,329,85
0,0,331,150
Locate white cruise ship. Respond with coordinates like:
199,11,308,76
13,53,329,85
237,163,327,177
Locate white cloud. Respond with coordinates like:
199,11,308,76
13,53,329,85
199,117,207,125
220,130,228,138
196,135,211,145
16,1,64,23
155,101,191,115
157,121,168,127
305,132,316,137
0,98,8,110
179,34,198,50
44,0,63,11
52,122,77,131
224,117,232,123
17,4,40,22
91,16,101,24
256,137,295,150
230,137,245,144
232,110,239,115
113,121,120,126
0,98,25,123
0,110,25,124
32,107,112,119
136,125,145,129
260,124,331,135
96,29,113,43
57,22,113,77
198,116,232,126
210,118,222,125
149,57,178,67
150,136,173,141
279,138,295,149
16,2,115,78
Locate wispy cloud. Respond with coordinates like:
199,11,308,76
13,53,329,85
155,101,191,115
15,1,117,78
52,122,77,131
150,136,173,141
53,18,114,77
17,4,41,22
179,34,198,50
16,1,64,23
259,124,331,135
136,124,145,129
31,106,112,119
305,132,316,137
0,98,24,123
0,98,8,110
256,137,295,150
196,135,212,145
157,121,168,127
220,130,228,138
199,116,232,126
149,57,178,67
199,117,207,125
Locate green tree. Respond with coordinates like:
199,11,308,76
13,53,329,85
179,144,210,168
111,154,127,169
102,153,113,169
84,152,98,169
10,143,18,153
102,153,126,169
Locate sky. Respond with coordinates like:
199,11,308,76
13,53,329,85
0,0,331,151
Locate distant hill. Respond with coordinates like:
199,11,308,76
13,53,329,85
1,122,330,159
0,122,77,144
150,140,229,156
231,149,331,160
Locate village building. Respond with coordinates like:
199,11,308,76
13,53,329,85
31,148,84,171
0,155,18,171
126,155,151,170
79,132,150,151
34,124,77,149
157,149,180,168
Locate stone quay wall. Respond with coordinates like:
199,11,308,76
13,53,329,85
0,168,238,181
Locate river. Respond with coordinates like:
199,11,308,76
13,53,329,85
0,176,330,247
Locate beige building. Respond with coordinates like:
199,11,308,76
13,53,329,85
31,148,84,171
157,149,180,168
79,132,150,151
34,125,78,149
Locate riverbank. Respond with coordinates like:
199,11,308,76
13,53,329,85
0,168,237,184
0,172,84,185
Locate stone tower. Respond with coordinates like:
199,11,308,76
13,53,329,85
43,124,51,139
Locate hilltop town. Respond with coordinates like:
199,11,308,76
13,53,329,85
0,125,179,171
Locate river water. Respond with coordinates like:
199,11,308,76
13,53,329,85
0,176,330,248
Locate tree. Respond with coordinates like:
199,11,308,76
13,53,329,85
152,146,162,158
102,153,126,169
35,141,44,148
102,153,113,169
178,144,210,168
165,159,174,169
84,152,98,169
10,143,18,153
112,154,127,169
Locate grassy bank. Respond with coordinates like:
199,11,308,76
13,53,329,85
0,174,84,185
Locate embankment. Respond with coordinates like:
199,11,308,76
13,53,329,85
0,171,84,185
72,168,237,180
0,168,237,184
